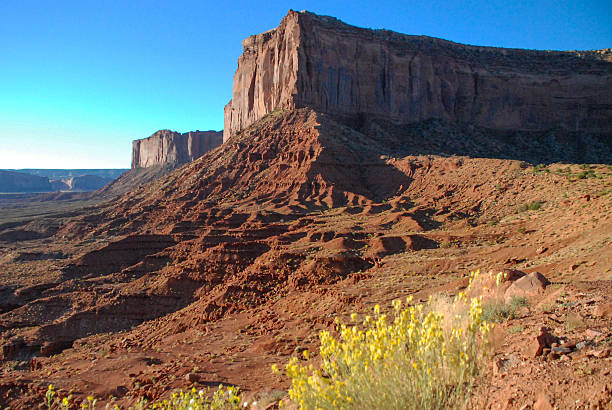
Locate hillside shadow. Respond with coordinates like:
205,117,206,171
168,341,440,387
347,116,612,165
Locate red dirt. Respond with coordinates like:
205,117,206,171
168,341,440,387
1,109,611,409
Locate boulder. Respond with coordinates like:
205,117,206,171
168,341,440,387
526,327,559,357
505,272,550,302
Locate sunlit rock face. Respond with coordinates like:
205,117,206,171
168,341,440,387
223,10,612,142
131,130,223,169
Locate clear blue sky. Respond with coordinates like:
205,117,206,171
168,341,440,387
1,0,610,168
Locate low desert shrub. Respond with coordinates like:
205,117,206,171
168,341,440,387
517,200,542,212
135,386,241,410
576,169,596,179
532,164,550,173
482,296,528,323
283,292,492,409
509,325,525,334
43,384,241,410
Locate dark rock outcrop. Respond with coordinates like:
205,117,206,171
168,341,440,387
224,10,612,142
132,130,223,169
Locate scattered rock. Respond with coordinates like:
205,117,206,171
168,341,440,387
534,394,553,410
548,352,560,360
585,329,603,339
500,269,529,282
551,346,571,354
493,358,509,374
505,272,550,302
535,246,548,255
185,373,199,383
527,327,559,357
560,340,576,349
576,340,594,350
586,349,611,359
593,304,612,319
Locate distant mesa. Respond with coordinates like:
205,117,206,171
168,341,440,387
224,10,612,143
131,129,223,169
0,170,53,193
95,129,224,197
0,169,122,194
0,128,223,195
67,174,113,191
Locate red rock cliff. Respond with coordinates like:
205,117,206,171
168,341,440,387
132,130,223,169
223,10,612,142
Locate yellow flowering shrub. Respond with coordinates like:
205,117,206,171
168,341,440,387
44,384,241,410
135,386,241,410
284,293,491,409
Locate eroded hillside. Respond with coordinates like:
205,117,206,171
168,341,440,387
0,108,610,408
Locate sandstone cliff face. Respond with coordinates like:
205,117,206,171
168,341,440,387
132,130,223,169
224,10,612,142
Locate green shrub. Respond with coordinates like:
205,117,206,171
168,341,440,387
533,164,550,173
482,296,527,323
517,201,542,212
576,170,596,179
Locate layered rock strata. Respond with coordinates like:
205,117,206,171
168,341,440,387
224,10,612,142
132,130,223,169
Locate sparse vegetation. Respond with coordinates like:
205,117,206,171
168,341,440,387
574,364,595,377
482,296,528,323
517,200,542,212
554,164,602,181
532,164,550,173
43,384,242,410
